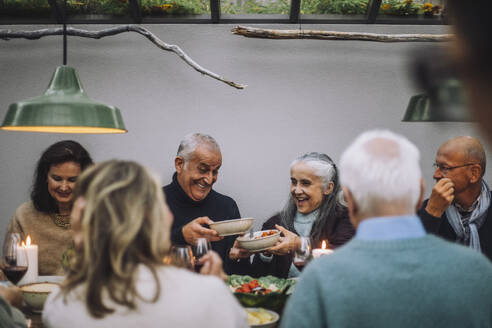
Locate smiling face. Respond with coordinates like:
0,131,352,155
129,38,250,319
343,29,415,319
290,162,333,214
175,144,222,202
47,161,81,209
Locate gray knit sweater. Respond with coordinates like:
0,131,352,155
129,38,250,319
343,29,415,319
281,235,492,328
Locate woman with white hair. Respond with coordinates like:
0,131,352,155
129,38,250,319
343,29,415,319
250,152,354,278
42,160,247,328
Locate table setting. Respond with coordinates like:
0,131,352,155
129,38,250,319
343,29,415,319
0,233,64,328
1,218,336,328
208,218,335,327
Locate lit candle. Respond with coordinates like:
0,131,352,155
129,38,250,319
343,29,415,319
17,235,39,285
312,240,333,258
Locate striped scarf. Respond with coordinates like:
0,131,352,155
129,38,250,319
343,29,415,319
446,181,490,252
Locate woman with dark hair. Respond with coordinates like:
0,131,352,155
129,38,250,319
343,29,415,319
239,152,354,278
6,140,93,275
43,160,247,327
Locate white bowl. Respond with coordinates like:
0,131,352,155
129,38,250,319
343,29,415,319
236,230,281,252
20,282,59,312
209,218,254,236
246,307,279,328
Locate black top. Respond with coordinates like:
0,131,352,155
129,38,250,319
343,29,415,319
418,197,492,262
163,173,250,274
251,207,355,278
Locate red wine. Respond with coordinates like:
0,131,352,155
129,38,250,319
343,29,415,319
5,256,16,266
194,263,204,273
3,266,27,284
293,260,306,272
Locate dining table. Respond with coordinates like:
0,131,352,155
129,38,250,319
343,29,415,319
22,307,43,328
5,271,291,328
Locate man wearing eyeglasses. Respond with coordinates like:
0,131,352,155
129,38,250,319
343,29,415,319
419,136,492,261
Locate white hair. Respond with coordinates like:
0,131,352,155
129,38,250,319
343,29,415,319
176,133,220,161
290,152,336,189
339,130,422,216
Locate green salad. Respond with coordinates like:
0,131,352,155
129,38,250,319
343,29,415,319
227,275,297,312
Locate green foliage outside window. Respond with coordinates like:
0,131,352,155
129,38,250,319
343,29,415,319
221,0,289,15
380,0,442,16
0,0,442,17
301,0,368,15
221,0,369,15
141,0,209,16
1,0,52,16
380,0,419,15
221,0,441,16
65,0,129,16
0,0,129,16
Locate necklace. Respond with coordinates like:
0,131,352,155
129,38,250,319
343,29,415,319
52,214,71,229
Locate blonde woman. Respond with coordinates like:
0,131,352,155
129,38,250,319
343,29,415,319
43,160,247,328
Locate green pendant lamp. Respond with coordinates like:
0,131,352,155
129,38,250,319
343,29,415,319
402,79,473,122
0,2,127,134
1,66,126,133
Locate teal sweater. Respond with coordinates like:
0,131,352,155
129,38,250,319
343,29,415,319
281,235,492,328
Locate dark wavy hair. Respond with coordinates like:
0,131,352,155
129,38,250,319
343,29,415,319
280,152,346,246
31,140,93,213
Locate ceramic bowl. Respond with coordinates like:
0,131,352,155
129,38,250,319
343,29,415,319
246,307,280,328
20,281,59,312
236,230,280,252
209,218,254,236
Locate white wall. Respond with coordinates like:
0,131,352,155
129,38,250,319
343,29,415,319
1,23,489,238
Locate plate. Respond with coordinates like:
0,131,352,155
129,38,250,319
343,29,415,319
246,307,279,328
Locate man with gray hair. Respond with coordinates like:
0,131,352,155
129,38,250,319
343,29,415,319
163,133,250,274
418,136,492,261
281,130,492,328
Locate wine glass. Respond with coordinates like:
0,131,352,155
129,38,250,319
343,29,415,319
293,236,311,273
1,233,28,285
193,238,211,273
170,245,194,271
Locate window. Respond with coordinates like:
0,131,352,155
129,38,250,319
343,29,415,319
0,0,447,23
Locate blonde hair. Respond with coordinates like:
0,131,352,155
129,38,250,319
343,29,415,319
62,160,172,318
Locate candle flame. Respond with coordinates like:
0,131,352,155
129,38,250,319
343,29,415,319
26,235,31,246
322,240,327,249
21,241,26,247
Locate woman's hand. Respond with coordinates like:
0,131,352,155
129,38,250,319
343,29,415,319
229,239,252,261
267,225,300,256
198,250,227,281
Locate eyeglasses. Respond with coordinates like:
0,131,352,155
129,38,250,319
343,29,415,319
433,163,480,174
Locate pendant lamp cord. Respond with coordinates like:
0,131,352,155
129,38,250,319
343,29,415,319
63,0,67,65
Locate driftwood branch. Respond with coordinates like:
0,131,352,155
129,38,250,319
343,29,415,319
0,25,247,89
232,25,453,42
